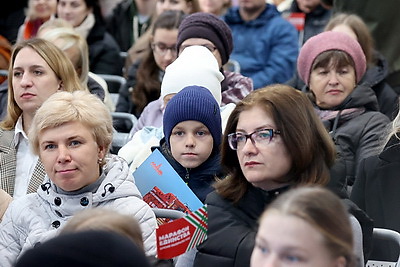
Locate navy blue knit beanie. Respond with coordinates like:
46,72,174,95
163,86,222,149
177,12,233,65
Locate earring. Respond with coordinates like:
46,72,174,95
97,158,103,165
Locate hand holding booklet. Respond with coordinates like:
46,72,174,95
133,149,207,259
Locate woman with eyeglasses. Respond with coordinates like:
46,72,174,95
115,10,186,132
193,84,361,266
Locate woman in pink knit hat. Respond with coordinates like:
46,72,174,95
297,31,389,200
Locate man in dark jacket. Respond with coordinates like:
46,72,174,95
222,0,298,89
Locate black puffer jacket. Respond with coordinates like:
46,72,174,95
194,184,373,266
351,136,400,261
315,84,390,193
194,185,289,267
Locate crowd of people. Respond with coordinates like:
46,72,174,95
1,0,400,266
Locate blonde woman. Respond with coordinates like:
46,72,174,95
0,91,157,266
0,38,84,198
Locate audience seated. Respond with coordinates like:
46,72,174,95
37,20,104,101
125,0,200,71
0,38,84,198
193,84,368,266
17,0,57,42
0,90,157,266
296,31,390,195
222,1,298,89
130,45,224,135
118,46,233,173
176,12,253,105
115,10,185,125
155,85,224,203
287,12,399,120
57,0,124,79
37,19,116,111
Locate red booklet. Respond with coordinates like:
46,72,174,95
133,149,208,259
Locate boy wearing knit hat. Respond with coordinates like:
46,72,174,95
159,85,223,203
176,12,253,105
118,45,236,174
129,45,224,135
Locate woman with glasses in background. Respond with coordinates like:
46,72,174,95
114,10,185,132
193,84,344,266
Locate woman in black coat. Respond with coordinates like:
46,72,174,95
351,115,400,261
194,85,369,267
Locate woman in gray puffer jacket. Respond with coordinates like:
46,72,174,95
0,91,157,266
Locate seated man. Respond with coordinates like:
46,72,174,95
223,0,299,89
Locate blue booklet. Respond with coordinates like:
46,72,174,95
133,149,203,212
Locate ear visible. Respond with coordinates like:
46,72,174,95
98,145,106,160
58,81,64,91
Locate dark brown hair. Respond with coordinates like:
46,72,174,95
215,84,336,203
132,10,186,116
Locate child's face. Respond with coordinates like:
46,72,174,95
251,211,346,267
169,120,214,169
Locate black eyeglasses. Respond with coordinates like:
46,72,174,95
227,128,281,150
179,44,217,54
151,42,177,56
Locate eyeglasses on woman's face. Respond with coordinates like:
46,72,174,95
151,42,177,56
227,128,281,150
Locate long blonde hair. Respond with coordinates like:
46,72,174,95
0,38,84,130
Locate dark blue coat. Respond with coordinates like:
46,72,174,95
223,4,298,89
156,139,223,203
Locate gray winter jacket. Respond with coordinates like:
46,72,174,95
0,155,157,266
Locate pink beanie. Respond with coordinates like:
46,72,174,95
297,31,366,85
